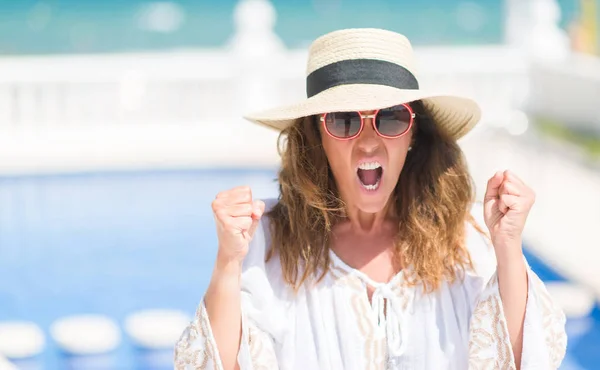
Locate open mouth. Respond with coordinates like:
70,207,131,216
357,162,383,191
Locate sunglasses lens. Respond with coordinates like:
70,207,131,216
376,105,412,137
324,112,362,138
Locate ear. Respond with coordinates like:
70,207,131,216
410,122,417,146
312,115,325,142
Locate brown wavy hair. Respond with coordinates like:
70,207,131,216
265,100,486,293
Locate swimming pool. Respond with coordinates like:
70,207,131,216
0,168,597,369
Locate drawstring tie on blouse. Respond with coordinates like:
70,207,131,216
369,284,409,361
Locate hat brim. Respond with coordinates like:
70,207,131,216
243,84,481,140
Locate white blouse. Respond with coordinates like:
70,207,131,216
174,198,567,369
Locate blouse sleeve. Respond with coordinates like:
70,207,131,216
463,206,567,369
467,265,567,369
174,198,286,370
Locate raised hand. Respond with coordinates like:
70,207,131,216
483,170,536,261
211,186,265,263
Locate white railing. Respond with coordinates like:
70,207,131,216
0,46,529,129
0,44,536,182
0,51,244,126
2,0,597,136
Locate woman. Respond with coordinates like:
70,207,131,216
174,28,566,369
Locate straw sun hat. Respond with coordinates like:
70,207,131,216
243,28,481,140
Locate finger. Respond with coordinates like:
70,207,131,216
484,171,504,199
216,187,252,202
239,217,257,240
246,200,266,238
225,216,253,233
251,199,266,220
212,198,250,216
212,199,264,229
224,203,255,217
503,170,525,186
247,217,261,240
499,181,521,196
498,194,520,214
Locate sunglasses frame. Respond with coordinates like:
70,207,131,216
319,103,416,140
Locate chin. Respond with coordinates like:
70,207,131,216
352,177,394,214
354,198,389,214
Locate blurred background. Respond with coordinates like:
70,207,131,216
0,0,599,369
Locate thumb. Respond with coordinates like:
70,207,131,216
247,200,265,239
251,200,265,219
484,171,503,201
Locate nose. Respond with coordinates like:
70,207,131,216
356,116,380,153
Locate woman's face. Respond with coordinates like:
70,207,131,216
320,110,413,214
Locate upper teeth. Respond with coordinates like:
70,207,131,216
358,162,381,170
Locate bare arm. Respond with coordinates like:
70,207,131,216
483,170,537,369
205,186,266,370
204,255,244,370
496,246,528,369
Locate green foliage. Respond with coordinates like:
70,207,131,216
534,117,600,159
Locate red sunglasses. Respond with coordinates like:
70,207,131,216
320,103,415,140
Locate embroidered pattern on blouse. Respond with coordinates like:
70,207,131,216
330,266,382,368
390,282,412,312
329,264,392,369
531,274,567,368
247,318,279,370
174,301,279,370
174,302,221,370
468,271,567,370
468,274,516,370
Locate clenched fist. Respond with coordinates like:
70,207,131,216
483,170,535,262
212,186,265,263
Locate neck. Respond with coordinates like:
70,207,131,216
346,199,397,235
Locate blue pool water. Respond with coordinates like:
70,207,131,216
0,168,280,369
0,168,598,369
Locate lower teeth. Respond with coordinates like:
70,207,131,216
362,181,380,190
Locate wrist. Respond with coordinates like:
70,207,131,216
492,238,523,263
215,250,244,277
496,254,526,271
494,247,526,270
205,255,243,315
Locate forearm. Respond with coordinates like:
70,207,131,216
495,244,528,369
204,253,244,370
